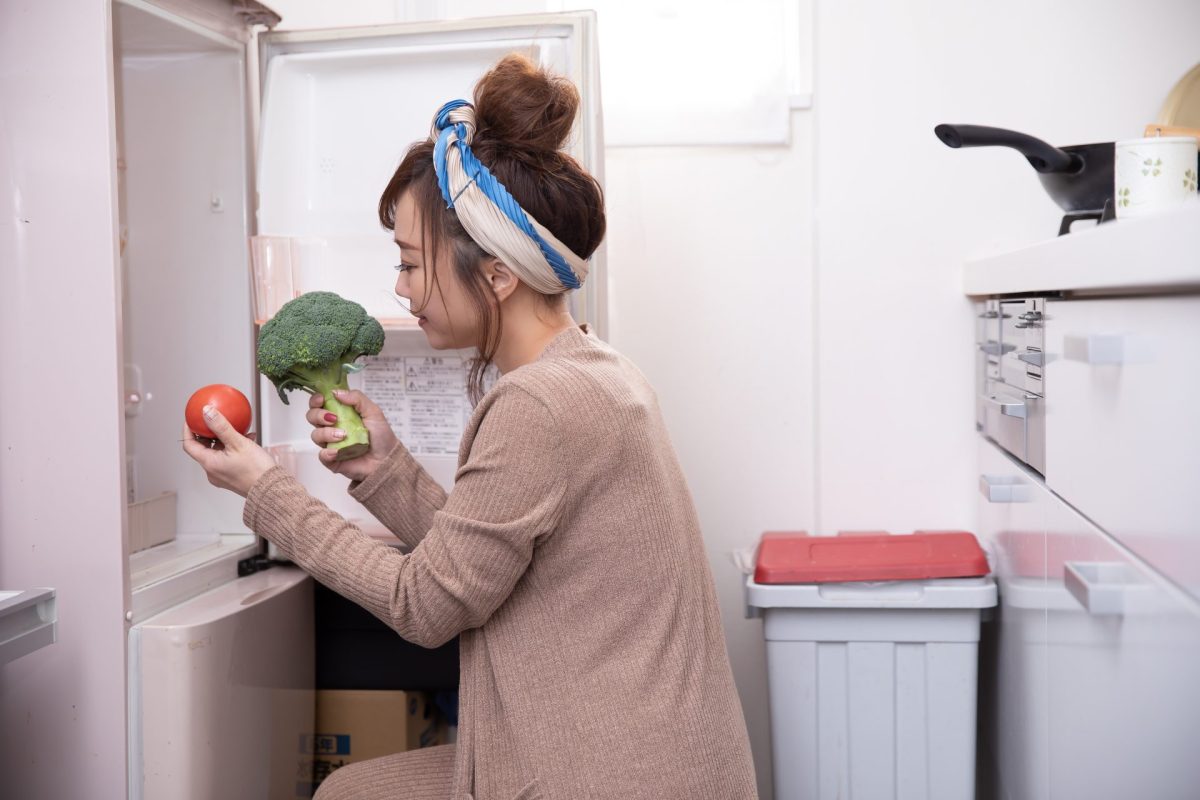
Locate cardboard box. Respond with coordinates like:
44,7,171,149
310,690,444,790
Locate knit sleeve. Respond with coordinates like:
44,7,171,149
346,439,448,549
242,383,566,648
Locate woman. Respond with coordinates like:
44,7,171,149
185,54,758,800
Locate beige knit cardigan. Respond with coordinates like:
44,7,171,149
243,325,759,800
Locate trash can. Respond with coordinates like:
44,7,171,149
745,531,997,800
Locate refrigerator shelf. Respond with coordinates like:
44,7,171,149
263,438,401,543
130,533,257,624
252,316,421,331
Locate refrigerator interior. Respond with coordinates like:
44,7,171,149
115,0,256,552
254,17,603,524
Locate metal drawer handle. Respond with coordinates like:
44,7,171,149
985,394,1027,419
1063,561,1144,616
1016,351,1045,367
979,474,1030,503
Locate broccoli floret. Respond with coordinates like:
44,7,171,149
257,291,385,460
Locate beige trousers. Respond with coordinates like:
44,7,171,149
314,744,457,799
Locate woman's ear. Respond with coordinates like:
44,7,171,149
482,257,518,302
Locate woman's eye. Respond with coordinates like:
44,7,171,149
394,263,416,273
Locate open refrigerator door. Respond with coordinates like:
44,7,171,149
112,3,313,797
252,12,605,541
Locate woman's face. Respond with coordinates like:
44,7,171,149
392,190,480,350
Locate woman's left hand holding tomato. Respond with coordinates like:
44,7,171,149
183,405,279,498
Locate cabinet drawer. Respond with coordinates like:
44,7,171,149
977,435,1200,800
1041,483,1200,800
1044,295,1200,598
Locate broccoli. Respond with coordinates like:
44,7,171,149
257,291,385,461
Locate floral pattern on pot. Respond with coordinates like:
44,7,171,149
1114,136,1199,219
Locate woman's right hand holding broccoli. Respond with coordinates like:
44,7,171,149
307,390,399,482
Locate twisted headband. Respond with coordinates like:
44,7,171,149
431,99,589,294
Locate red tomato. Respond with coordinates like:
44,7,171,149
185,384,252,438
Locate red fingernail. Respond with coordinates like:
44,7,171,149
324,413,337,423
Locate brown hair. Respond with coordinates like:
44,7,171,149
378,53,606,402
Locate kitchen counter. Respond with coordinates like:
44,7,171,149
963,201,1200,296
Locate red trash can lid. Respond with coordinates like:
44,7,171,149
754,530,990,584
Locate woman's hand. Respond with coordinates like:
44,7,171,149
306,389,399,483
182,405,279,498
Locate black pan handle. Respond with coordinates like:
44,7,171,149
934,124,1083,174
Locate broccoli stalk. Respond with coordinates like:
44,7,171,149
276,360,371,456
257,291,386,461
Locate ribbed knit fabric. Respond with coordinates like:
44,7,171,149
314,744,457,799
243,325,759,800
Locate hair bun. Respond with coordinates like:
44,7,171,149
473,53,578,154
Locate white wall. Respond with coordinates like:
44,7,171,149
604,135,815,797
0,2,129,798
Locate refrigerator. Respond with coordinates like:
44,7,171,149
114,1,605,797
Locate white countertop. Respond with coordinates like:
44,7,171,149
963,202,1200,296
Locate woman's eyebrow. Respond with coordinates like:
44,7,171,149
394,239,419,249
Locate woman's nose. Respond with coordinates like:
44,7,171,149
394,274,410,300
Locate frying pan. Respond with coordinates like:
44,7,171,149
934,124,1115,235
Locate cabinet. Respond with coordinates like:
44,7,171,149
977,436,1200,800
966,201,1200,800
1043,486,1200,800
1043,295,1200,599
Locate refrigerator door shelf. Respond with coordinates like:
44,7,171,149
129,533,258,624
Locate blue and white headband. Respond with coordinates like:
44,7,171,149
431,99,588,294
